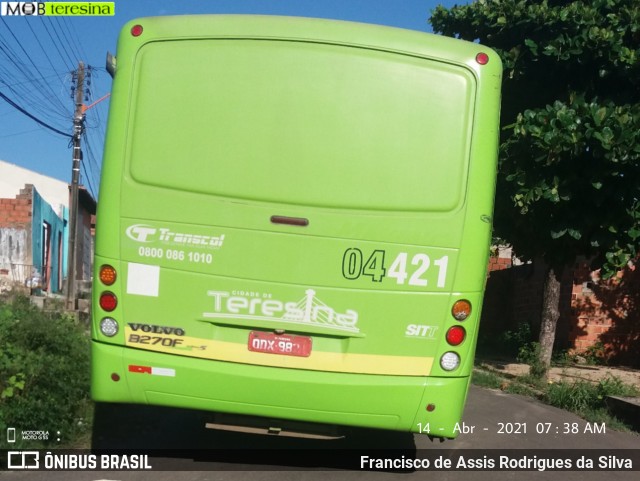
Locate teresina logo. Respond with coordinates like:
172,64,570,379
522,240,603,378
125,224,225,248
203,289,360,333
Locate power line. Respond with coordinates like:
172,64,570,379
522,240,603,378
0,90,72,138
0,127,42,139
40,17,75,71
55,17,84,65
0,17,69,114
23,18,71,112
0,72,61,88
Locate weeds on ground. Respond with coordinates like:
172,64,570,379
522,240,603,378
545,377,639,413
472,361,639,432
471,370,504,389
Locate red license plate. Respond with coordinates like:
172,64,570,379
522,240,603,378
248,331,312,357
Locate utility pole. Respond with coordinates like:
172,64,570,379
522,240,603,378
66,61,84,310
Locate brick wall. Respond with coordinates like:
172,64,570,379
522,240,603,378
0,184,33,226
487,246,513,272
567,260,639,366
482,255,640,367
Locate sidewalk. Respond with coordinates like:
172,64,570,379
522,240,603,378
478,359,640,431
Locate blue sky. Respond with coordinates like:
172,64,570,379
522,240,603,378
0,0,464,197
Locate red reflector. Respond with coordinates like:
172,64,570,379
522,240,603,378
131,24,143,37
426,404,436,412
111,373,120,382
446,326,466,346
128,365,152,374
476,52,490,65
99,292,117,312
271,215,309,227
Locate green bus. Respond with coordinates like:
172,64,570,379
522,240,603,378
92,15,502,440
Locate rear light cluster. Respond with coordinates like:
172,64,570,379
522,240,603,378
439,299,471,372
98,265,119,337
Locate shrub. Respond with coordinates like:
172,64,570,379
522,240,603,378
478,322,534,359
517,341,548,378
0,295,90,448
545,376,639,413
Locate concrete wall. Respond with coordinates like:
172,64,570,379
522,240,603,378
0,228,30,280
31,187,65,293
0,184,66,293
0,185,33,284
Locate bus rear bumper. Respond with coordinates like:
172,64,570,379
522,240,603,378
91,341,469,437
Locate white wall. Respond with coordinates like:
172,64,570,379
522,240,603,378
0,160,68,217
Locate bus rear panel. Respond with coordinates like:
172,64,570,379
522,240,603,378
92,15,502,439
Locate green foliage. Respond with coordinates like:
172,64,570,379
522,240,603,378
504,381,539,397
501,96,640,276
545,376,639,412
0,295,91,448
582,341,608,365
478,322,534,358
503,322,533,351
518,341,548,378
430,0,640,276
431,0,640,105
473,364,639,430
472,369,504,389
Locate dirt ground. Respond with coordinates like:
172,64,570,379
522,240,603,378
479,359,640,390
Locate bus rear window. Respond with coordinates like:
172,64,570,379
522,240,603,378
127,39,475,212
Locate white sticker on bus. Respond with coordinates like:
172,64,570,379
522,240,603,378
126,263,160,297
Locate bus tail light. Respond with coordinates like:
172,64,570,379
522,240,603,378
99,292,117,312
446,326,466,346
440,352,460,371
100,317,119,337
451,300,471,321
99,265,117,285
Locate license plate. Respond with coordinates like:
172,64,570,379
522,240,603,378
248,331,312,357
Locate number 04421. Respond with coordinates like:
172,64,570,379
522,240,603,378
342,249,448,288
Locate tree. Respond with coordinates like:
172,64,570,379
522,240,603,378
430,0,640,375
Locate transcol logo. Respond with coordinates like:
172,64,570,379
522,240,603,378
125,224,225,248
126,224,156,243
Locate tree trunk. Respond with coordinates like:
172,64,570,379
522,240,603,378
536,267,561,378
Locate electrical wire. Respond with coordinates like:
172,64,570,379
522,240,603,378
1,16,107,193
23,18,72,112
0,17,69,115
0,90,72,138
40,18,75,71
